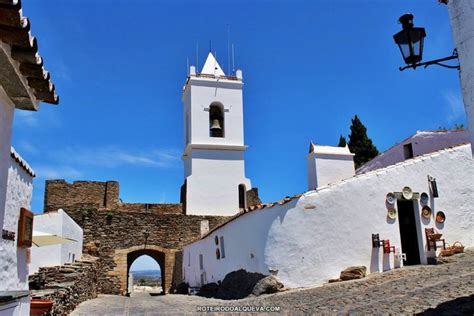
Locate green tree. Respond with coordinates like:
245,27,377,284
348,115,379,169
337,135,347,147
453,123,465,131
139,278,146,286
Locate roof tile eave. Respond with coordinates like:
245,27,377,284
0,0,59,106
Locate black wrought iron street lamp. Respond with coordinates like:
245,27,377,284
393,13,459,71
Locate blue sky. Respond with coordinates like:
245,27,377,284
13,0,465,270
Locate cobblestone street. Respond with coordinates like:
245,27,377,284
72,249,474,315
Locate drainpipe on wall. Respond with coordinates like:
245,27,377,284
445,0,474,156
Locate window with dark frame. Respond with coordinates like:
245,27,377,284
403,143,414,159
220,236,226,258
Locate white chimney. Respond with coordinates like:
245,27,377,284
307,142,355,190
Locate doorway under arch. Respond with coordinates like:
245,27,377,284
112,245,178,295
128,254,163,294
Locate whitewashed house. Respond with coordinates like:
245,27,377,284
29,209,83,275
0,148,35,315
357,130,470,174
180,53,252,216
183,141,473,289
0,1,59,314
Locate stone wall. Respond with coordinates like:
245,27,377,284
29,255,102,316
44,180,120,213
64,204,228,294
43,179,231,295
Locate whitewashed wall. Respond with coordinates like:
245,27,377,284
307,145,355,190
184,144,474,289
448,0,474,155
357,131,470,174
30,209,83,275
0,87,15,229
185,149,251,216
0,152,33,293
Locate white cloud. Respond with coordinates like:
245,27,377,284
443,90,465,123
34,165,82,179
50,146,180,169
15,111,39,127
16,140,39,154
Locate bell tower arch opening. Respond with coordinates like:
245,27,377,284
209,103,224,138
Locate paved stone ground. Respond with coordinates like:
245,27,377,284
72,249,474,315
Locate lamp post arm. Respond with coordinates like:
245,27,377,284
399,50,460,71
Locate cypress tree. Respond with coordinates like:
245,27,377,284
337,135,347,147
348,115,379,168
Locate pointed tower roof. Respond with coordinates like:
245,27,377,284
201,52,225,76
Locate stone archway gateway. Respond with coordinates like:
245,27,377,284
112,245,178,295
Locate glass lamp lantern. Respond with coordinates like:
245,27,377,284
393,14,426,65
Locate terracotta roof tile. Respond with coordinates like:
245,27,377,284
0,0,59,105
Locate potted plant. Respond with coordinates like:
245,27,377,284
30,298,54,315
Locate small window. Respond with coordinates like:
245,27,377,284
72,253,75,262
220,236,226,259
209,104,224,138
238,184,246,209
199,254,204,270
188,252,191,267
403,143,414,159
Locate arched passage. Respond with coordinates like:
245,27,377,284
112,245,178,295
128,254,163,294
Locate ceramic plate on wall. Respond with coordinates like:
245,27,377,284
387,208,397,219
421,206,432,218
402,186,413,200
386,193,396,205
420,192,429,205
436,211,446,223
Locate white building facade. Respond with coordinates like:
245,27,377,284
181,53,251,216
29,209,83,275
183,144,473,289
447,0,474,155
357,130,470,174
0,148,35,315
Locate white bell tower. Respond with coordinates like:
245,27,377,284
181,52,252,216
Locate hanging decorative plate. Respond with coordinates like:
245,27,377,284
216,248,221,259
402,186,413,200
387,208,397,219
420,192,429,205
215,236,219,245
386,193,396,205
436,211,446,223
421,205,432,218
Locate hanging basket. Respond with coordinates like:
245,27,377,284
452,241,465,254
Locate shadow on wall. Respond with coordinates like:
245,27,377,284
258,201,294,272
17,249,28,284
370,248,379,273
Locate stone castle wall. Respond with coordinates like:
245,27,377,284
43,180,230,295
44,180,182,214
